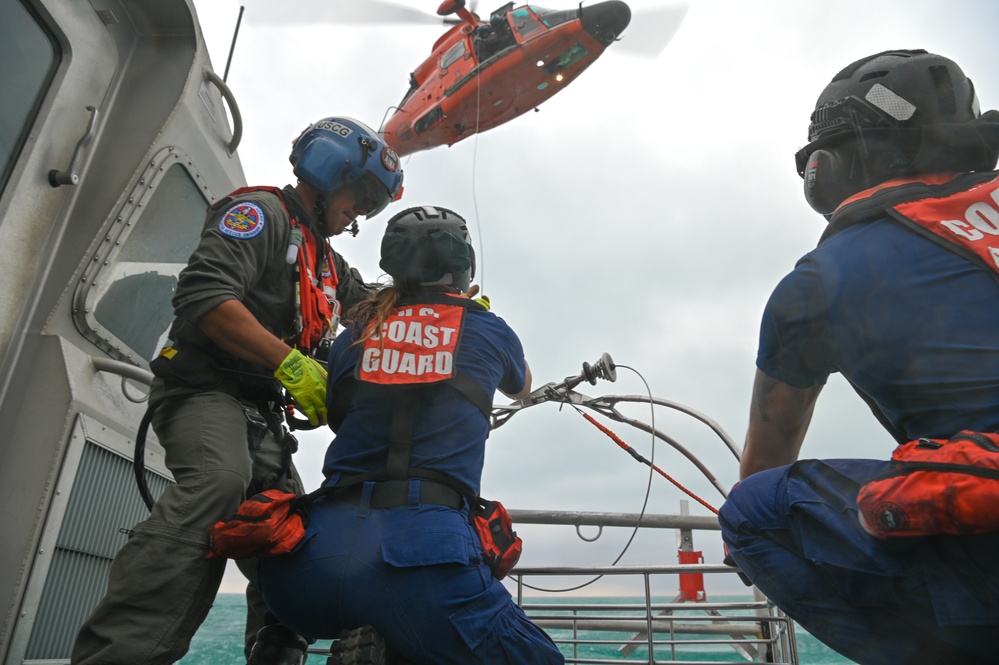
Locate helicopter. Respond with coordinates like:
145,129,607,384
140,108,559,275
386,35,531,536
380,0,634,156
238,0,686,157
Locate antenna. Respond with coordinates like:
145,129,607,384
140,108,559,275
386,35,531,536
223,6,245,83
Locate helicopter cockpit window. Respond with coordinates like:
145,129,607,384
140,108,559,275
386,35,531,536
543,43,589,78
440,41,466,70
536,8,576,28
414,107,444,135
86,160,208,363
0,0,59,197
510,7,544,39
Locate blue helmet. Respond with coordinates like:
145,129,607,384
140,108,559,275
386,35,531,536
290,117,404,218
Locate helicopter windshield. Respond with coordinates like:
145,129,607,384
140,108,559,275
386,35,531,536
534,7,577,28
440,40,466,69
510,7,544,39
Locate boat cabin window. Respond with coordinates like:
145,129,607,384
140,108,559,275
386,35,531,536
440,41,467,70
89,163,208,362
0,0,59,196
510,7,544,39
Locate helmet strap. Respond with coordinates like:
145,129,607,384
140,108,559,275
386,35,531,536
312,192,328,237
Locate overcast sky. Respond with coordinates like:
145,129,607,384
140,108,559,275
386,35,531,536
188,0,999,597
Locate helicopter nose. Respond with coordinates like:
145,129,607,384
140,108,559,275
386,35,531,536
580,0,631,47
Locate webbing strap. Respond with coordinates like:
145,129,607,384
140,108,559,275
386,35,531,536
386,390,417,481
444,374,492,420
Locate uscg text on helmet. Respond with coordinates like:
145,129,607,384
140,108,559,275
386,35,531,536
316,121,353,137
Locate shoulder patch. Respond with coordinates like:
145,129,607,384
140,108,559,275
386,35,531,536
218,202,266,239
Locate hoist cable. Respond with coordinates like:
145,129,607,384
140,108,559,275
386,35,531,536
578,411,718,515
470,62,485,291
518,365,656,593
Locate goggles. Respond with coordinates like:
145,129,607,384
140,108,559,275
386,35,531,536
794,95,902,177
350,173,392,218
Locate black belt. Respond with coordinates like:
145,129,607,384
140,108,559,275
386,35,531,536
335,479,464,510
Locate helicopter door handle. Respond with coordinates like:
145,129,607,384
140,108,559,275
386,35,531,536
204,68,242,155
49,105,99,187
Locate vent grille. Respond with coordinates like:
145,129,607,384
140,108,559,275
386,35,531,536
24,441,169,660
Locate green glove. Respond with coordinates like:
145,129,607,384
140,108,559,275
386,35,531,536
274,349,328,426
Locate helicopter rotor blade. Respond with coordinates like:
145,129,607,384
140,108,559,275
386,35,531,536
241,0,441,25
615,3,688,58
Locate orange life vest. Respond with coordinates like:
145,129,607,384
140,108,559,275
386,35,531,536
358,301,466,386
886,173,999,275
228,186,340,354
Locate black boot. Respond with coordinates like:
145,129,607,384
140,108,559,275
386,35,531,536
328,626,387,665
246,624,308,665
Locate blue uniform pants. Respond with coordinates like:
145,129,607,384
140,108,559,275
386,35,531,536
256,484,564,665
719,459,999,665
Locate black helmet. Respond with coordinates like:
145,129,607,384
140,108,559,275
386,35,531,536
795,49,990,214
805,49,978,147
379,206,475,292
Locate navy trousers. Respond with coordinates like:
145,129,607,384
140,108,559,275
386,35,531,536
719,459,999,665
256,482,564,665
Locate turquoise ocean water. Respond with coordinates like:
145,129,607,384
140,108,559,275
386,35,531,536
178,594,856,664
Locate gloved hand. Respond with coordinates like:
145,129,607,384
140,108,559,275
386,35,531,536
274,349,328,426
463,285,491,311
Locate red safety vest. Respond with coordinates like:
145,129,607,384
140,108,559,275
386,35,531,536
227,186,340,353
358,300,466,386
887,173,999,274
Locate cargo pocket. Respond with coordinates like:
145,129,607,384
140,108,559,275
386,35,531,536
450,584,563,662
381,523,475,568
449,582,509,651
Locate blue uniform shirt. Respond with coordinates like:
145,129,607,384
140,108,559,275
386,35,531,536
758,216,999,441
324,304,526,495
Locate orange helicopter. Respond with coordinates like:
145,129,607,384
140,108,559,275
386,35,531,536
240,0,684,157
379,0,635,156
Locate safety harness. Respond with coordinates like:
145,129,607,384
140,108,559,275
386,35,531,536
134,187,337,510
328,292,492,432
228,186,341,352
209,292,522,576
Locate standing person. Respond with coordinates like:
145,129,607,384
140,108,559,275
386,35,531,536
255,205,565,665
718,50,999,665
71,117,403,665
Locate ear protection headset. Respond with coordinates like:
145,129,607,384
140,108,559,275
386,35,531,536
795,50,983,215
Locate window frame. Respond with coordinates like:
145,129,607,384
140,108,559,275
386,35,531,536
72,147,213,366
0,0,62,197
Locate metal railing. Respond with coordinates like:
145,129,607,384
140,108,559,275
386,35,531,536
506,507,798,664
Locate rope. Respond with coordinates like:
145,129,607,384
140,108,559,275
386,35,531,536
579,411,719,515
470,56,485,291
